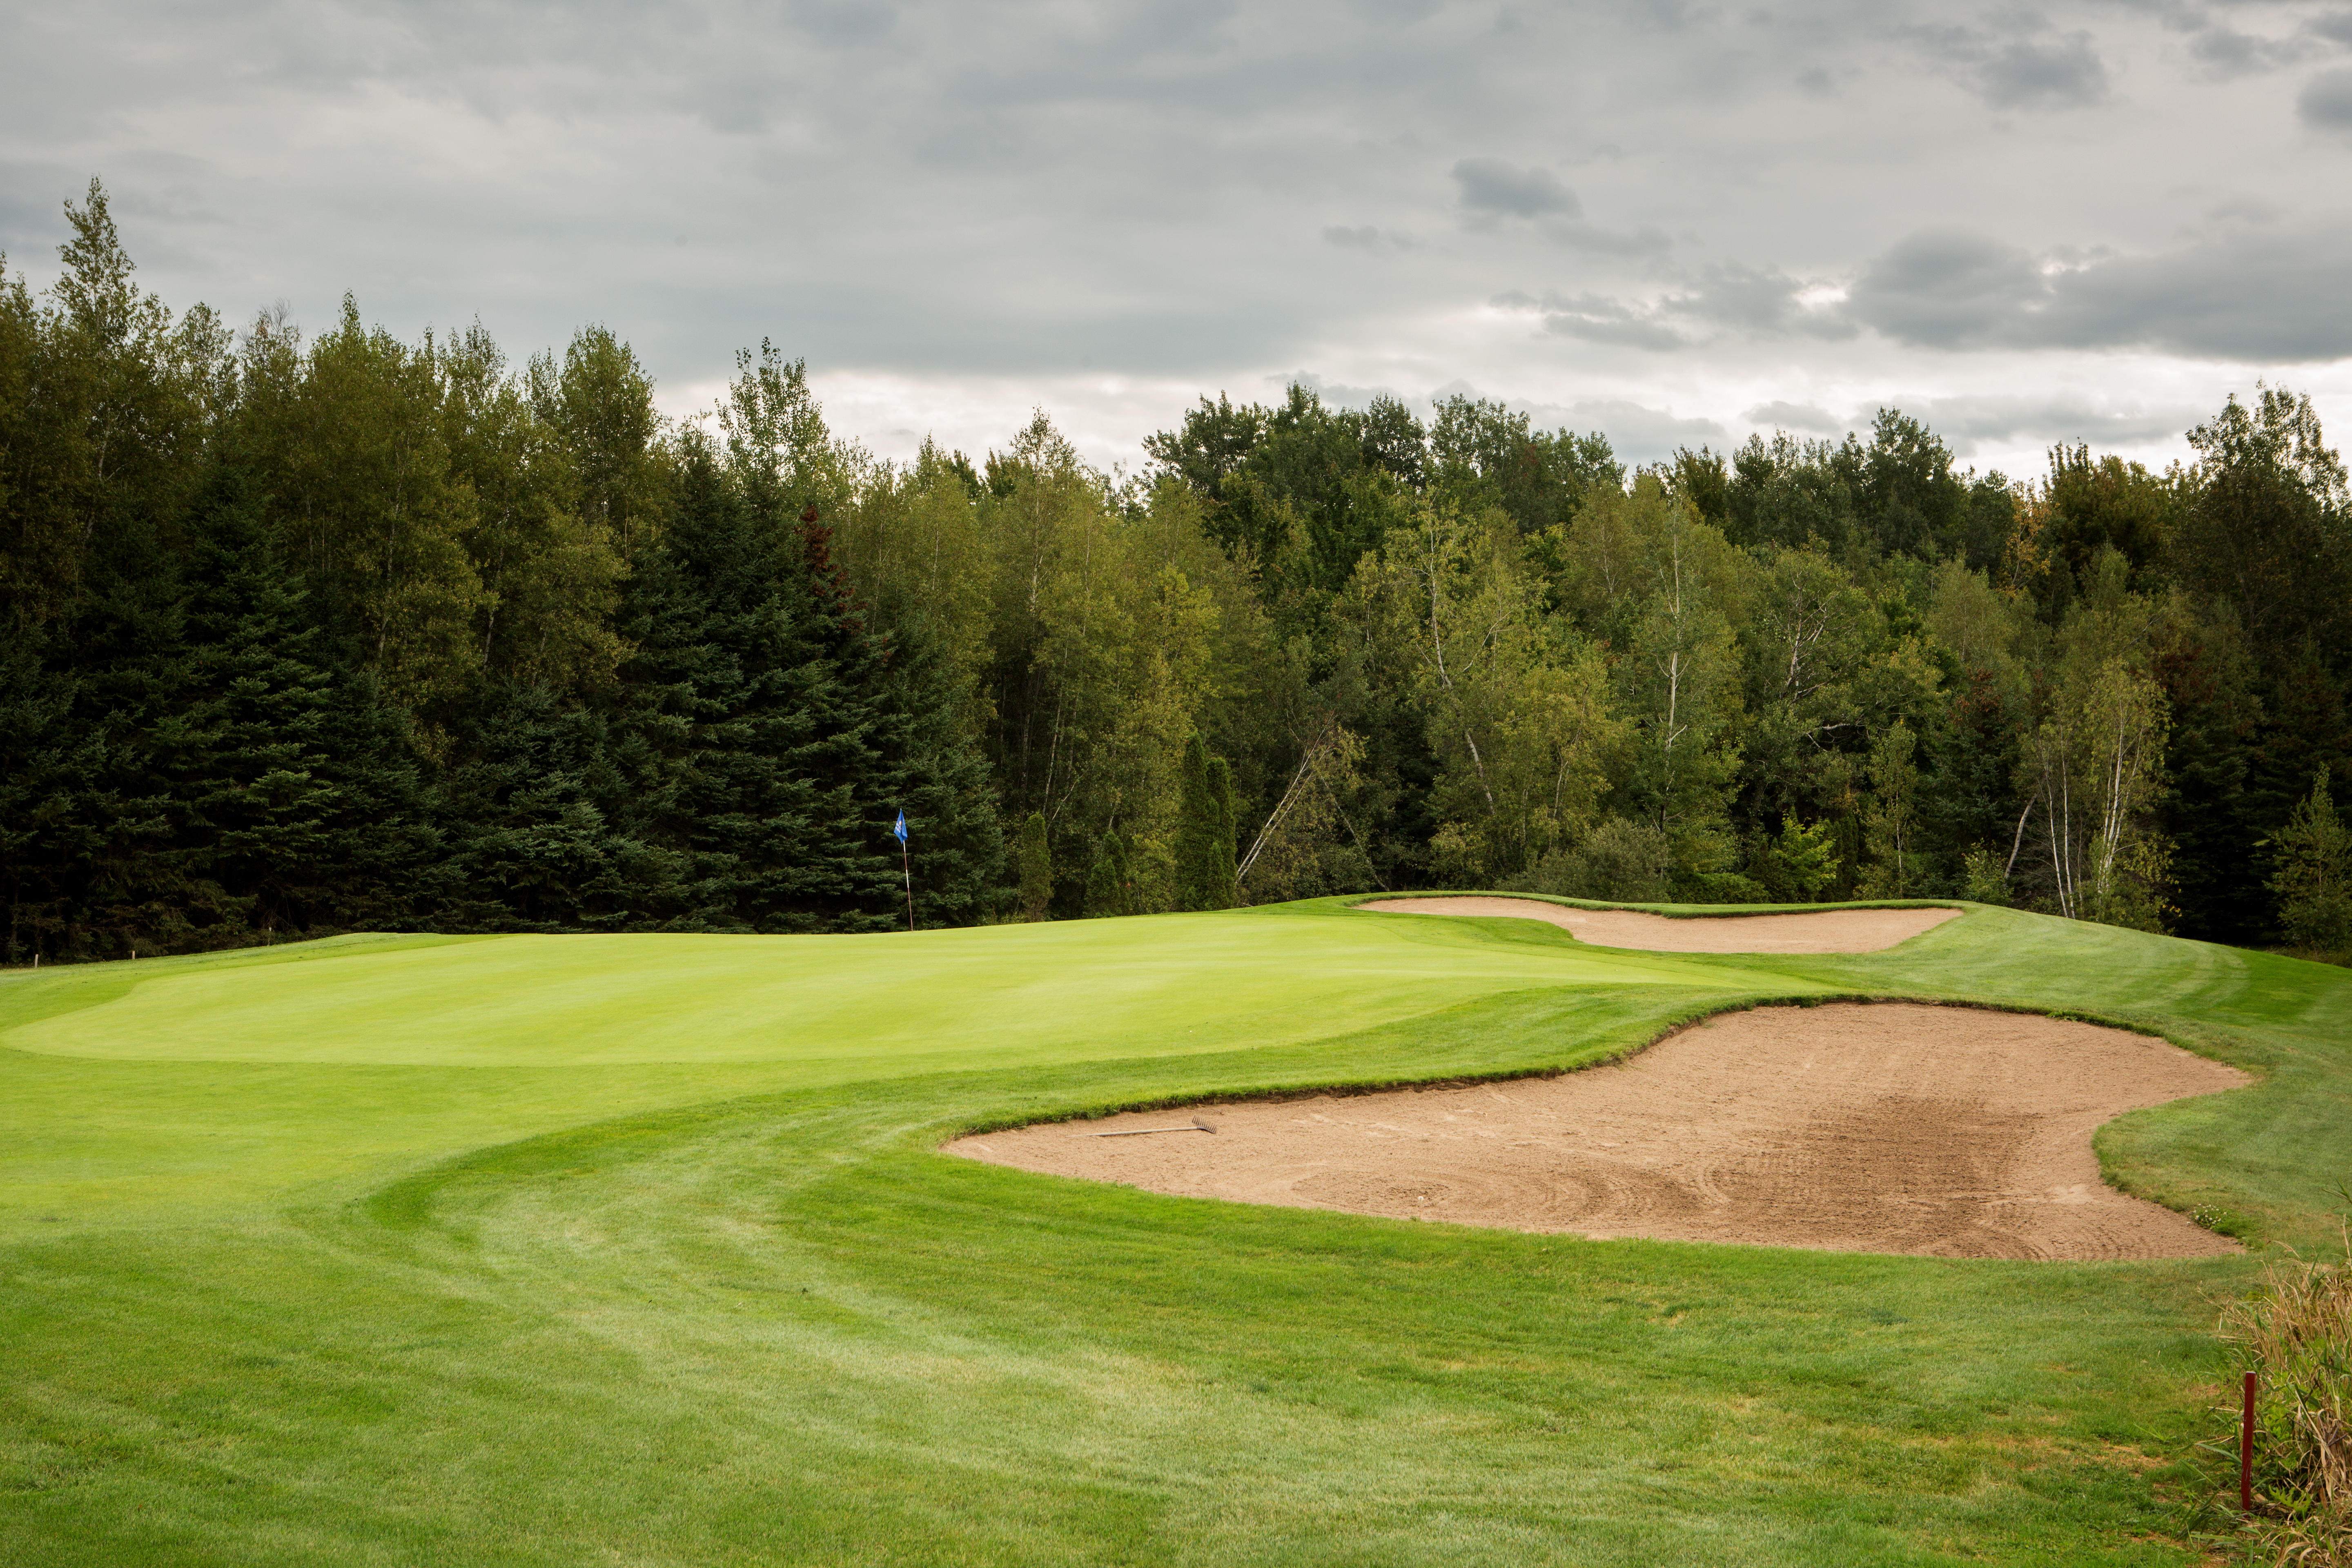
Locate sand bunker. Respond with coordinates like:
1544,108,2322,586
948,1003,2248,1260
1356,895,1962,953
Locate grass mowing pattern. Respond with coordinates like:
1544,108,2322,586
2,898,2347,1564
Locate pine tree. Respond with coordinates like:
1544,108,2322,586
1016,812,1051,921
862,609,1003,930
433,684,675,933
2270,770,2352,951
1175,733,1214,910
0,631,72,961
1083,830,1132,917
614,436,911,932
8,472,196,956
168,466,432,942
1175,733,1237,911
1207,755,1239,908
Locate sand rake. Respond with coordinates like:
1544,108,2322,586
1077,1117,1218,1138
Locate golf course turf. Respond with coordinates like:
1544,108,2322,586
4,896,2348,1565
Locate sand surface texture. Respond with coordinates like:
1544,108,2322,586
1355,896,1962,952
948,1003,2248,1259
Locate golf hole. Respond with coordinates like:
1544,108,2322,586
948,1002,2250,1260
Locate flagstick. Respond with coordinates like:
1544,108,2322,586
902,839,915,932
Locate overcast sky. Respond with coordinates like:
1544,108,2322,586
7,0,2351,478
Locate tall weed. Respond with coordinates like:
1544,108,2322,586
2206,1238,2352,1564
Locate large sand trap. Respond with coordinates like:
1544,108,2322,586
947,1003,2249,1260
1356,895,1962,953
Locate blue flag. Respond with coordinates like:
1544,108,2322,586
893,809,908,845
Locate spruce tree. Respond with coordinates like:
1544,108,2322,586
1083,830,1132,918
603,433,999,933
1016,812,1051,921
10,474,197,956
2270,770,2352,951
169,467,432,942
1175,733,1214,911
617,439,895,931
1207,755,1239,908
0,632,71,962
1175,733,1238,911
862,609,1003,930
433,684,676,933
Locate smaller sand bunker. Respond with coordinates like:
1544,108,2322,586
1356,895,1961,953
947,1003,2249,1260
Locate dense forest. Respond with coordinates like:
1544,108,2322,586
5,182,2349,964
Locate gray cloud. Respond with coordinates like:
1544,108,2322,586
1660,263,1859,339
1846,218,2352,360
1556,219,1674,256
1979,35,2110,106
2,0,2346,477
1498,207,2352,367
1845,228,2049,346
2308,10,2352,47
2203,194,2287,226
2302,66,2352,129
1451,156,1667,253
1493,289,1686,350
1323,225,1415,255
2188,25,2305,79
1542,296,1688,350
1452,157,1580,221
1490,262,1855,353
1904,21,2110,109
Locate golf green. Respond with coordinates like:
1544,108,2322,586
3,898,2346,1565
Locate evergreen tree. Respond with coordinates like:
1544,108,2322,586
1207,755,1239,907
167,467,433,941
0,631,72,961
1083,830,1133,918
866,610,1004,929
615,436,902,932
2270,771,2351,952
1016,812,1051,921
4,465,197,956
2153,617,2263,941
1174,732,1237,911
1917,668,2024,898
432,684,673,933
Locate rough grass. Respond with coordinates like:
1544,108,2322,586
3,898,2349,1565
2202,1243,2352,1564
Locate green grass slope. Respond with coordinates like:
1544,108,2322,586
2,898,2345,1566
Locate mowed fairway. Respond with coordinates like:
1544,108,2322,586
4,899,2349,1566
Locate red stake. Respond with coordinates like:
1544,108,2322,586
2241,1370,2257,1511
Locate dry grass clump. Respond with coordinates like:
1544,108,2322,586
2212,1241,2352,1564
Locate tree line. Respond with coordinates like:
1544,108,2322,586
4,180,2348,962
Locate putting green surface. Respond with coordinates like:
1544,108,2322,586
4,898,2348,1565
7,909,1741,1068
